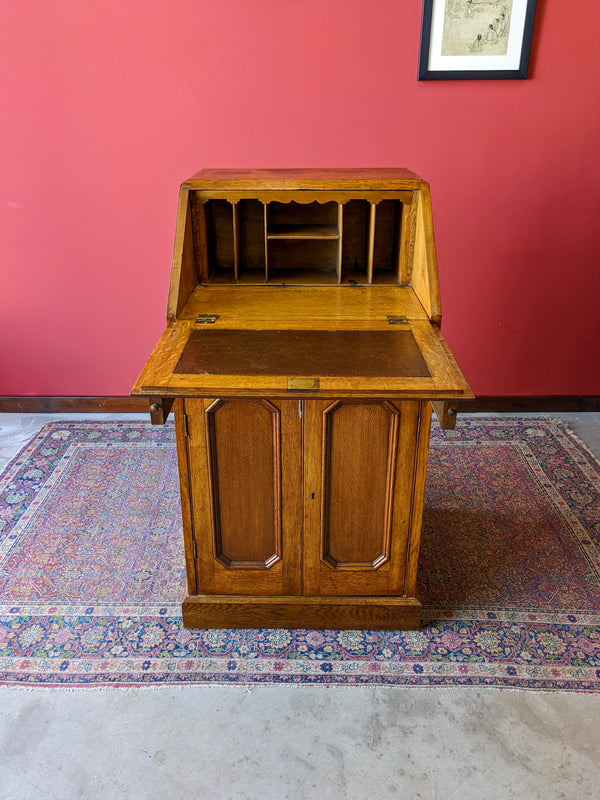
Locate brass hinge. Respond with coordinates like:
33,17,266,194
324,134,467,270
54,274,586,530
192,537,197,561
183,412,190,437
387,315,408,325
288,377,320,393
195,314,219,324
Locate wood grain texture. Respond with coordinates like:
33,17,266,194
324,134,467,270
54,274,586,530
404,402,433,597
320,401,398,568
133,313,471,400
336,202,343,283
432,400,459,429
397,201,412,284
184,397,302,596
302,400,420,597
204,398,282,568
156,375,443,399
191,190,415,206
190,191,211,283
267,225,340,240
232,202,240,282
263,201,269,281
167,187,197,321
388,402,420,595
367,202,376,284
411,184,442,325
185,168,424,189
149,397,174,425
174,399,199,595
176,285,430,322
131,320,193,395
182,593,422,630
410,321,472,396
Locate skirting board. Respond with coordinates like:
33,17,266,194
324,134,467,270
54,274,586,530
0,397,149,413
0,396,599,414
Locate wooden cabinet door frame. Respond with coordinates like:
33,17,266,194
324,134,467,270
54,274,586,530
302,399,428,597
178,397,303,597
177,396,430,601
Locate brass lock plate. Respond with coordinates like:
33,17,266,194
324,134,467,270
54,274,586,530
387,315,408,325
287,377,320,393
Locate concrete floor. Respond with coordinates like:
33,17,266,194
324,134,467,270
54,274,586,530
1,412,599,800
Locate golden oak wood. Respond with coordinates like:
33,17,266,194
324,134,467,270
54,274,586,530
167,187,197,321
185,167,423,188
183,397,303,597
182,594,422,630
431,400,459,430
176,285,431,321
404,402,433,597
173,399,199,593
133,169,473,630
411,184,442,326
149,397,174,425
302,400,421,597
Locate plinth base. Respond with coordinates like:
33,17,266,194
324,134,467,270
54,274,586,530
182,594,422,630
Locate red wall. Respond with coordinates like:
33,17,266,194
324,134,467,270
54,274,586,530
1,0,599,397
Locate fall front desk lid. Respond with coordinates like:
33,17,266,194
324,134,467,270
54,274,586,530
132,320,473,398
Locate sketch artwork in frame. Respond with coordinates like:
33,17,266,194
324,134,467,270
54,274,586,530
418,0,537,80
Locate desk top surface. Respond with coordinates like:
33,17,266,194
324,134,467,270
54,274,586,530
184,168,425,190
133,286,473,400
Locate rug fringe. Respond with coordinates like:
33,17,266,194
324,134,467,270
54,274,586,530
2,681,590,694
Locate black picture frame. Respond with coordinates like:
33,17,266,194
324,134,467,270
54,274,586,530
418,0,537,80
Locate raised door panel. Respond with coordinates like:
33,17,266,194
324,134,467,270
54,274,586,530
183,397,302,596
322,400,397,569
303,399,422,596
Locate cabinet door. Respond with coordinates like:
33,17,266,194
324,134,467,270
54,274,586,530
303,399,428,597
181,397,303,596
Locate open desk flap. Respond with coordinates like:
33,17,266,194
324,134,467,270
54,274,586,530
132,317,472,400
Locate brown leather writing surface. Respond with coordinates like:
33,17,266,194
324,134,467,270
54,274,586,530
174,329,430,378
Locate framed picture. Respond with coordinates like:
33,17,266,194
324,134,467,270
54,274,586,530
418,0,537,80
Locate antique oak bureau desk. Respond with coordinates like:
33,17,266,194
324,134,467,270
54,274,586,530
132,169,472,630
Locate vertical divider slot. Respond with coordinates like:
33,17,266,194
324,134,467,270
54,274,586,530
232,202,240,283
190,193,210,284
336,203,343,283
398,202,412,284
367,203,376,285
263,203,269,282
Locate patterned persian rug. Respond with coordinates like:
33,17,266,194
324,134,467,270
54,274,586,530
1,418,599,691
